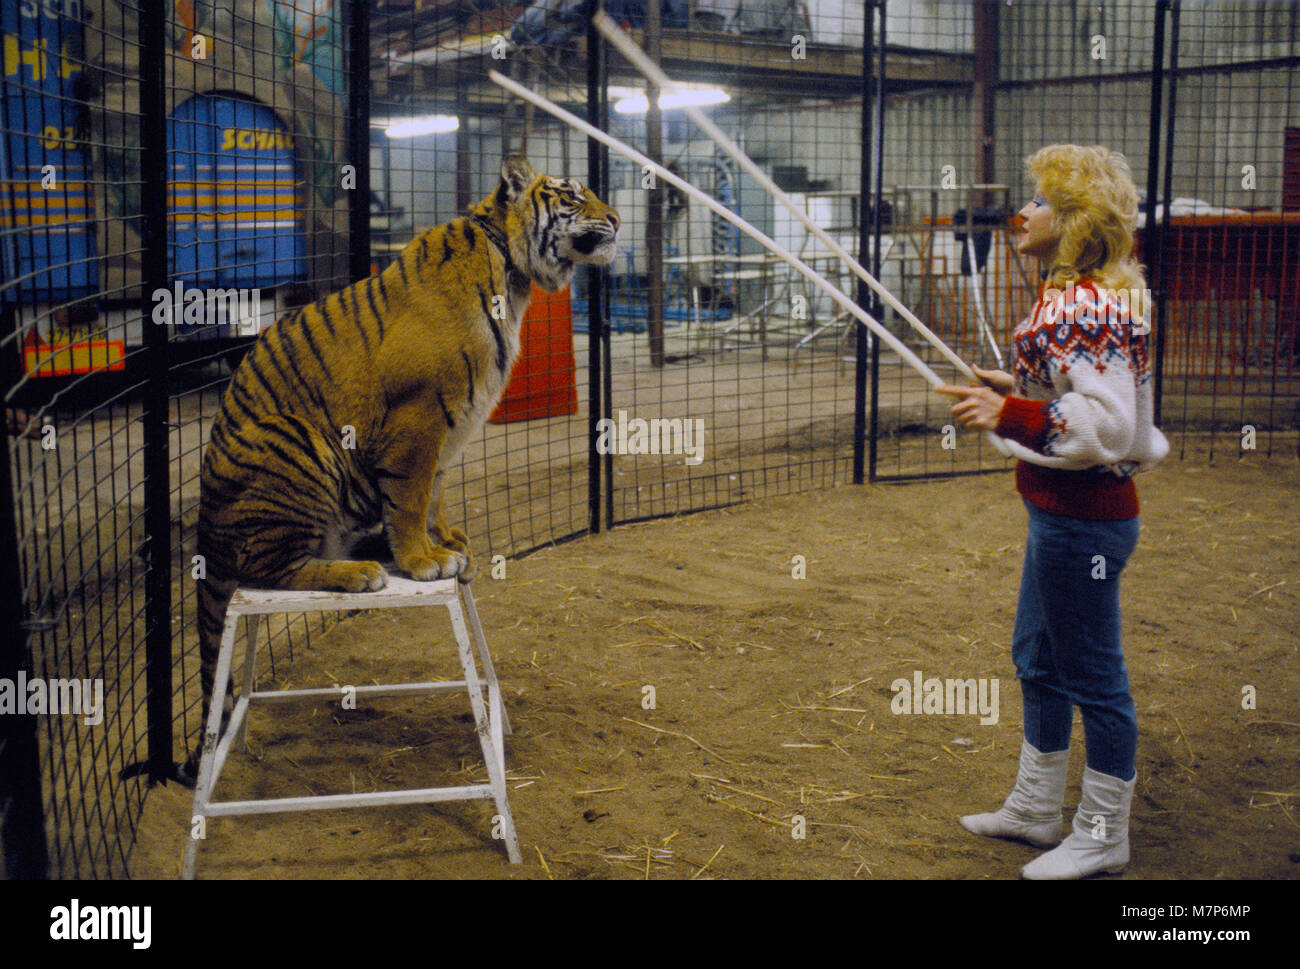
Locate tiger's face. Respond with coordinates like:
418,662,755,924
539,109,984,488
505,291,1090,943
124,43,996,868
538,176,622,265
498,157,621,292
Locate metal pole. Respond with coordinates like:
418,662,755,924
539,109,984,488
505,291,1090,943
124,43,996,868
139,0,174,784
587,6,607,533
0,17,48,879
0,468,46,877
599,58,614,531
855,1,875,484
870,3,886,480
871,4,886,333
1143,0,1167,417
858,2,885,484
348,0,372,282
0,316,48,880
1154,0,1180,428
645,0,665,369
973,0,997,209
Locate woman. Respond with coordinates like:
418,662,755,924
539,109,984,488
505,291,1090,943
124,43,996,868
937,144,1168,880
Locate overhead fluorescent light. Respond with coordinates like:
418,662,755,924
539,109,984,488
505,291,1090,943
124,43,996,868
613,87,730,114
385,115,460,138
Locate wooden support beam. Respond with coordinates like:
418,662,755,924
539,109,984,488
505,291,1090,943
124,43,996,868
973,0,998,207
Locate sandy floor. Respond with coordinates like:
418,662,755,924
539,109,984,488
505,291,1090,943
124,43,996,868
37,322,1295,879
130,451,1300,879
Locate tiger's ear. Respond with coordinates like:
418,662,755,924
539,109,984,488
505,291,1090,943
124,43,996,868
498,156,534,206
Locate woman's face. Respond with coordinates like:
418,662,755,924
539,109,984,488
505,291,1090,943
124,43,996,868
1016,189,1058,261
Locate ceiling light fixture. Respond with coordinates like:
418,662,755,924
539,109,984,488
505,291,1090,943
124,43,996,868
385,115,460,138
613,87,730,114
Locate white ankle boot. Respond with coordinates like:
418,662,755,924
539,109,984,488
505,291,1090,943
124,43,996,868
1020,766,1136,879
960,740,1069,848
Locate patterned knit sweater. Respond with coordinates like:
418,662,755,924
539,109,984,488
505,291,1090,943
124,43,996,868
993,278,1169,520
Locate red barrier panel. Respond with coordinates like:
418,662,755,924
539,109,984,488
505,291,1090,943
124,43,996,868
489,283,579,423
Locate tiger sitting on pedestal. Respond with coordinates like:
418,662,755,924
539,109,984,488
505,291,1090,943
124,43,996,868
179,157,619,784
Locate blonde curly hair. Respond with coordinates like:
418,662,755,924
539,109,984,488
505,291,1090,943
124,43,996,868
1028,144,1147,304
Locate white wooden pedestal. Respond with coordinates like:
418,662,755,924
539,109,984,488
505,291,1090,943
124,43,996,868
182,576,520,879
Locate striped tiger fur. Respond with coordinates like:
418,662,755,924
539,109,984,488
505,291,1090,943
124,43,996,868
179,157,619,784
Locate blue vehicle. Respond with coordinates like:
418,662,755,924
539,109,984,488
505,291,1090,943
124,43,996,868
2,0,341,385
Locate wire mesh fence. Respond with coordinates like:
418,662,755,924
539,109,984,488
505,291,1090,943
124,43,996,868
374,1,602,560
1154,0,1300,458
1,0,360,878
1,0,1297,879
597,2,871,517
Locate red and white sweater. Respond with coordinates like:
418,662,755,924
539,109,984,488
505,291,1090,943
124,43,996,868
994,279,1169,520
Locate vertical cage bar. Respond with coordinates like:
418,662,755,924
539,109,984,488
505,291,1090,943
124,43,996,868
139,0,174,783
0,304,48,877
870,3,887,482
587,5,607,534
870,3,886,374
1143,0,1168,348
644,0,664,369
856,0,876,484
973,0,997,208
1154,0,1181,430
348,0,372,282
860,1,886,484
600,41,616,533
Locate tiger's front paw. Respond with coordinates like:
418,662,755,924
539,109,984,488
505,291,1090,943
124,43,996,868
439,526,470,555
332,560,388,592
398,543,468,581
457,548,477,584
430,526,474,583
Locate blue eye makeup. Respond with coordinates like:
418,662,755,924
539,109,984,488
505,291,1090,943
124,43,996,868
1032,194,1048,207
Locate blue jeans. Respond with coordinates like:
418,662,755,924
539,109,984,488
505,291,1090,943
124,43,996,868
1013,500,1141,780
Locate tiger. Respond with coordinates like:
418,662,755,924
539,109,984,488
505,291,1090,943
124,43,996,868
178,156,620,784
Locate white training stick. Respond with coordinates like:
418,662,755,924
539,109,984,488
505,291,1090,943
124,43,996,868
596,12,978,380
593,11,1012,456
489,69,949,392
